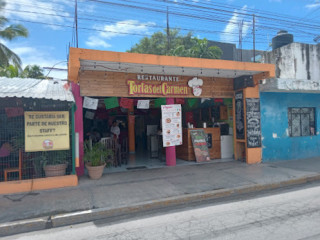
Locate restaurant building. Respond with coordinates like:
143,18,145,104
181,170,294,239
0,77,78,194
68,47,275,174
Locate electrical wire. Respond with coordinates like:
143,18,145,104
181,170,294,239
5,0,320,49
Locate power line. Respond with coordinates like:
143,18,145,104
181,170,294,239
7,0,319,49
81,0,320,38
7,1,319,39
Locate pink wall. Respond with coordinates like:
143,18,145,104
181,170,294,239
165,98,176,166
71,83,84,176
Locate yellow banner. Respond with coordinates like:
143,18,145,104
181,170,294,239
25,111,70,152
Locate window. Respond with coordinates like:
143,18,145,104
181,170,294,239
288,108,316,137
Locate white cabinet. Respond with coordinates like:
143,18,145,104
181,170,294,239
221,135,234,159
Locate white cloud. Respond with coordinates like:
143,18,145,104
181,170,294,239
85,20,156,49
4,0,72,30
86,36,111,48
220,5,252,45
306,0,320,9
10,47,34,55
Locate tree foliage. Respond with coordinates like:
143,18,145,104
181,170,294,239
21,65,45,79
0,64,45,79
0,0,28,69
128,29,222,59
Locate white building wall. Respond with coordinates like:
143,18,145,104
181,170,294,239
261,43,320,92
262,43,320,82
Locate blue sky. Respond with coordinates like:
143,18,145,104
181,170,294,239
2,0,320,79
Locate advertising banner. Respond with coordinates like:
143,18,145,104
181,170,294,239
190,130,210,162
83,96,98,110
25,111,70,152
161,104,182,147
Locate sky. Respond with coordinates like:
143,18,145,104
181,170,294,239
2,0,320,79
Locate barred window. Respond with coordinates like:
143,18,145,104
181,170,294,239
288,108,316,137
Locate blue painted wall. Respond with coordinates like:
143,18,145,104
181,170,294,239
260,92,320,162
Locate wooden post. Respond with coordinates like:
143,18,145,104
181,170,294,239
128,105,135,153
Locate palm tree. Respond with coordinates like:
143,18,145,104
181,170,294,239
0,64,19,77
21,65,44,79
0,0,28,69
0,64,45,79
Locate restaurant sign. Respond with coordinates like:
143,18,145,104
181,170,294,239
127,80,188,96
137,74,179,82
25,111,70,152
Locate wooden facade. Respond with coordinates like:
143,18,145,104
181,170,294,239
79,71,234,98
68,48,276,166
176,128,221,161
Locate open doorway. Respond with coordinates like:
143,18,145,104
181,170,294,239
82,97,235,172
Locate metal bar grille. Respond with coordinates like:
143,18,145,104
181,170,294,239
0,97,73,182
288,107,316,137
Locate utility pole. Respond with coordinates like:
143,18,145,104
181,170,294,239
166,6,170,54
75,0,78,48
238,20,243,61
253,14,256,62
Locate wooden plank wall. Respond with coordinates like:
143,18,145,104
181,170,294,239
176,128,221,161
79,70,234,98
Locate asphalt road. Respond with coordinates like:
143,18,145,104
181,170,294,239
4,183,320,240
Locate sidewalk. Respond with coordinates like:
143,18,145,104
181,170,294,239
1,157,320,236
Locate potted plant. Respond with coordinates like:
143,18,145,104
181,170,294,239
84,141,113,179
43,151,68,177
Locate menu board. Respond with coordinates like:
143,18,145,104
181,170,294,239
246,98,262,148
190,130,210,162
235,91,245,139
161,104,182,147
206,133,212,149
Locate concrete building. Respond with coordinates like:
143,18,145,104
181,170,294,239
208,40,265,62
260,42,320,161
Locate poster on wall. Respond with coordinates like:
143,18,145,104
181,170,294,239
246,98,262,148
25,111,70,152
161,104,182,147
235,91,245,139
190,130,210,162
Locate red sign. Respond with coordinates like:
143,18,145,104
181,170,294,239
175,98,185,104
120,98,134,109
214,98,223,103
5,107,24,118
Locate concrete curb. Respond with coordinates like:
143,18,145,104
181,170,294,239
1,173,320,237
0,217,48,237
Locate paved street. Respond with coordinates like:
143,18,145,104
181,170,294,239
5,183,320,240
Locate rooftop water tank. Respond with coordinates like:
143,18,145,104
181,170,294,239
272,30,294,50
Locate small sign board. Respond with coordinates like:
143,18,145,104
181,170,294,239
25,111,70,152
161,104,182,147
190,130,210,162
246,98,262,148
235,91,245,139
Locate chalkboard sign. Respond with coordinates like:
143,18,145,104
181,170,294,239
246,98,261,148
190,130,211,162
206,133,212,149
235,91,245,139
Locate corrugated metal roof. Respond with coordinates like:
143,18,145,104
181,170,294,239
0,77,74,102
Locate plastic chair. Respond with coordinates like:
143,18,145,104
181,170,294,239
4,149,22,181
100,137,120,167
100,137,113,149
